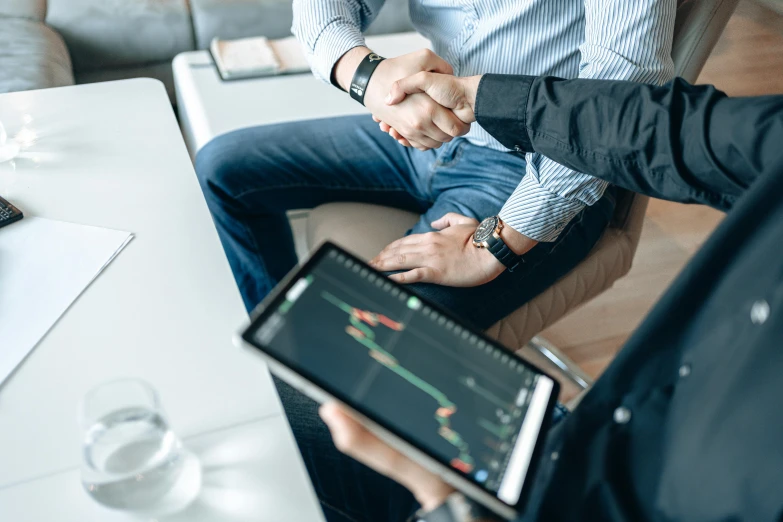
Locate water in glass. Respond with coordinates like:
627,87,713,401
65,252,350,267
80,380,201,513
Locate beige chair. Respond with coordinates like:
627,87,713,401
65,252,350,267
305,0,740,389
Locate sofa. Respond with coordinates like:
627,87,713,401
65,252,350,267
0,0,413,99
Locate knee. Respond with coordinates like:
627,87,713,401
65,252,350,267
194,132,247,199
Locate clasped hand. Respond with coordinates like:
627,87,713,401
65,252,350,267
369,52,481,150
359,49,480,150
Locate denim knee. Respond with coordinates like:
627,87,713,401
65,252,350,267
194,132,247,201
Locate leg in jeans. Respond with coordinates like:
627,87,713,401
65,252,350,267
195,114,436,312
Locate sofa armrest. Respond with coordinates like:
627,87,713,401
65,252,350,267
0,18,74,93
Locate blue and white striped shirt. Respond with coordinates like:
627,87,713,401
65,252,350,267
293,0,676,241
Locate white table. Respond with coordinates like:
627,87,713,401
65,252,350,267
0,79,323,522
173,32,430,157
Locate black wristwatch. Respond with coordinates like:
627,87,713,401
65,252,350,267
349,52,385,105
473,216,523,271
410,493,503,522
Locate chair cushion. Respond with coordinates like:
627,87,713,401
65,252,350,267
306,203,418,260
0,18,74,94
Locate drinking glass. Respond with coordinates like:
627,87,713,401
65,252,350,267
0,119,20,163
80,379,201,513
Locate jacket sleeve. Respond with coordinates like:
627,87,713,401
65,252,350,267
475,74,783,211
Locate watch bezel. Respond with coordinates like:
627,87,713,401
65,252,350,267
473,216,500,246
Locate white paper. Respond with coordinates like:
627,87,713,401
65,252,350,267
0,217,132,385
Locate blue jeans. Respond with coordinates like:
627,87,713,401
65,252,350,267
195,114,614,522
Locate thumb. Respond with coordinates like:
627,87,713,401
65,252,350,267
386,71,431,106
431,212,478,230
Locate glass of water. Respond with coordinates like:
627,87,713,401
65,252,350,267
80,379,201,514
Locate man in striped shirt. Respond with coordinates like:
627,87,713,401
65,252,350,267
196,1,675,330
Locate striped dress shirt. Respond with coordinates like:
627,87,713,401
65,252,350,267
292,0,676,241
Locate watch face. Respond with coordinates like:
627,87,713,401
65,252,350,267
474,216,499,244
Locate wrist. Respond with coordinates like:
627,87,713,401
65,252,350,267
499,221,537,256
333,46,372,91
460,75,482,113
415,486,455,512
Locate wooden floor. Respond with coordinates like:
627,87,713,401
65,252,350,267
541,0,783,398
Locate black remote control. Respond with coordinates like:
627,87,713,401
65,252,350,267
0,195,23,229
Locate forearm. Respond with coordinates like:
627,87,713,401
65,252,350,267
477,75,783,209
292,0,382,83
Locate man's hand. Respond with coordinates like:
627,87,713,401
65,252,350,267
334,48,470,150
378,73,483,147
369,213,505,287
319,402,455,511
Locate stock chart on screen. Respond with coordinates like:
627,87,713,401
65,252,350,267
253,249,545,493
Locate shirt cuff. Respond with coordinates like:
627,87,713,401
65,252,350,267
499,172,586,242
474,74,536,153
310,22,367,84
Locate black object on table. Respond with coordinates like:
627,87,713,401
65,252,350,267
0,195,23,229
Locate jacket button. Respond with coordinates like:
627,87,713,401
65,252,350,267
750,300,769,325
613,406,632,424
678,364,691,378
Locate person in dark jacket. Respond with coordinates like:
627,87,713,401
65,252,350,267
314,72,783,522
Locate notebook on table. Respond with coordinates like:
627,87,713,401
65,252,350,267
210,36,311,81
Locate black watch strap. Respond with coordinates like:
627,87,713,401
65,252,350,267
350,52,385,105
487,236,522,272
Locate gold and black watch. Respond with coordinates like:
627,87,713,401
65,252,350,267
472,216,523,272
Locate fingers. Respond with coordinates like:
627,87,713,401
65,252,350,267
431,212,479,230
431,106,470,139
389,267,438,284
319,403,411,479
410,133,445,150
414,48,453,75
386,71,432,106
319,402,455,509
371,235,426,265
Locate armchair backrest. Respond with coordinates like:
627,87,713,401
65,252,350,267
673,0,740,83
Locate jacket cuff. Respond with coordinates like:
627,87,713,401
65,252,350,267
475,74,536,153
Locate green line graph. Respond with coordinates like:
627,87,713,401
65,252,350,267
459,376,511,410
322,291,475,473
478,418,512,439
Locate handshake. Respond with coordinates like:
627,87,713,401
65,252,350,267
336,48,482,151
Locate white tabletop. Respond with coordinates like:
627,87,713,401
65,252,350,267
173,32,430,156
0,79,322,521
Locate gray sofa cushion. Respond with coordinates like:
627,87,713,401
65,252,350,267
45,0,194,72
0,0,46,20
0,18,74,94
190,0,414,50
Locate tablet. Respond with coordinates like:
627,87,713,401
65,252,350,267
236,242,559,518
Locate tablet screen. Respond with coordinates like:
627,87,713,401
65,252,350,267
244,244,556,506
